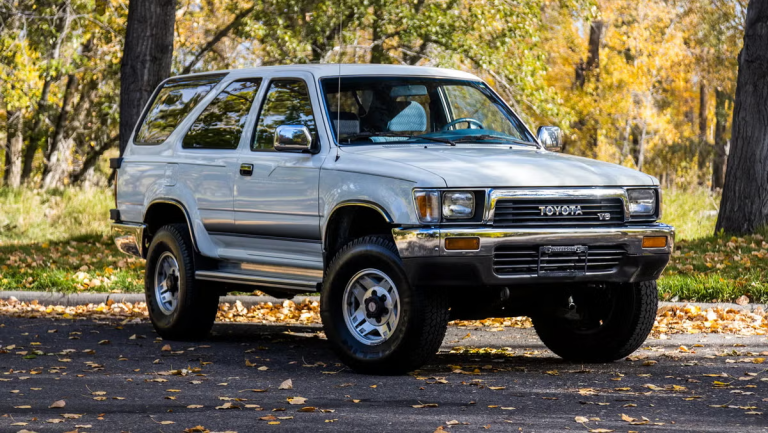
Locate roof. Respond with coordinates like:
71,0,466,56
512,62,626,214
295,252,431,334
178,64,482,81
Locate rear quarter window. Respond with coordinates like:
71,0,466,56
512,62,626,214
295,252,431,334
134,75,225,145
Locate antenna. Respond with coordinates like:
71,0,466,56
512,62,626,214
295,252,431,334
335,0,342,161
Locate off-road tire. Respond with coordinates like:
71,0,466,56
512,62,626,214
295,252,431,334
145,223,218,340
532,280,658,362
321,236,450,375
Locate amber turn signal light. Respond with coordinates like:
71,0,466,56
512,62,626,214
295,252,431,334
642,236,667,248
445,237,480,251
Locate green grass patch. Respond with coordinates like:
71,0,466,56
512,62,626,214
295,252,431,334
0,234,145,294
658,229,768,304
0,187,113,243
660,187,720,241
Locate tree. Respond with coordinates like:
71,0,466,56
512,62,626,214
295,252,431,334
119,0,177,155
715,0,768,234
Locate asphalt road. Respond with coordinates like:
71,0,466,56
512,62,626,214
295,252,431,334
1,315,767,432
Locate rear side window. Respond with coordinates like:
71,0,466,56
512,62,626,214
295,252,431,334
134,75,224,145
182,78,262,149
252,80,317,151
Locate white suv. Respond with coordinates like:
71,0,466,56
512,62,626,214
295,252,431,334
111,64,674,374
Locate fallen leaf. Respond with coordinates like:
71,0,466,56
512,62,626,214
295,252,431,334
287,397,307,405
49,400,66,408
187,405,204,409
279,379,293,390
161,344,172,351
575,416,589,423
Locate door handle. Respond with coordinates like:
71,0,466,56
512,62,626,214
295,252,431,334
240,163,253,176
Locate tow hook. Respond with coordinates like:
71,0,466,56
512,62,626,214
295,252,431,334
555,295,581,321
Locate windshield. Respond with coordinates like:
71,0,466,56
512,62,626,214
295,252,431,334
320,76,536,146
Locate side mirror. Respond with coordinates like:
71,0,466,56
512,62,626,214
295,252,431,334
537,126,562,152
274,125,315,152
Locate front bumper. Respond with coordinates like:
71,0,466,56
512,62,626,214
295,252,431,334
112,222,146,258
392,223,674,287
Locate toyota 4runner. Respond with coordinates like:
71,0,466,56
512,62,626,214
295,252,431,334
111,64,674,374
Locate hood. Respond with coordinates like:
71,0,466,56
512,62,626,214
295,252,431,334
342,145,656,187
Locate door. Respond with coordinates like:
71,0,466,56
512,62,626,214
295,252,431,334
176,77,263,237
228,75,326,280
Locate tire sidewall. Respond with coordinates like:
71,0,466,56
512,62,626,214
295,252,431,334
321,240,416,366
145,228,193,333
533,281,657,361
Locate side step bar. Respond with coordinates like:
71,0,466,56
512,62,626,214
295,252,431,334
195,270,318,293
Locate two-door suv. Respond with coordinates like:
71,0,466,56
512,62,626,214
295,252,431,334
112,65,674,374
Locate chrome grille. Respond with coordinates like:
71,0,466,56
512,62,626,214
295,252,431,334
493,198,625,227
492,245,627,276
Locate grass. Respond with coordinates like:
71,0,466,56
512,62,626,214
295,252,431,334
0,186,766,303
0,188,145,294
660,188,720,241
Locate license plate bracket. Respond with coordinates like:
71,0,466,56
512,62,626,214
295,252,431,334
538,245,588,277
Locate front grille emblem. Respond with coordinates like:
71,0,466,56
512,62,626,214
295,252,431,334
597,212,611,220
538,205,583,216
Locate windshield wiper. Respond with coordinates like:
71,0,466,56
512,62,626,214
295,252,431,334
451,134,538,147
341,132,455,146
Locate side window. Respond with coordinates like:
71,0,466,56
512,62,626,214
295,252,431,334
182,78,262,149
134,76,223,145
252,80,317,151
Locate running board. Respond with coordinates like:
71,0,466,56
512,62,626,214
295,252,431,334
195,270,318,293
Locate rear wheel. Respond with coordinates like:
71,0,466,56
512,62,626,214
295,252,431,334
532,280,657,362
145,223,218,340
321,236,450,374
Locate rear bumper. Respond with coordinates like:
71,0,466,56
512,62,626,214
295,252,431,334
112,222,146,258
392,223,674,287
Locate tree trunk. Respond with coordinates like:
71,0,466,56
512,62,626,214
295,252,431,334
370,3,386,64
41,74,79,189
715,0,768,235
699,82,708,141
71,136,118,184
637,122,647,172
119,0,177,155
698,82,709,173
711,88,729,190
21,79,52,183
3,110,23,188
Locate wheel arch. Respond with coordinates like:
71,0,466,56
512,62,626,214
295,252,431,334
323,201,395,268
143,199,199,254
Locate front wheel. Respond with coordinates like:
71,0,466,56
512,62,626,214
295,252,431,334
321,236,450,375
532,280,658,362
144,223,218,341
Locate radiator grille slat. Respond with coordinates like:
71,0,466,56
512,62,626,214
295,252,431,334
492,245,628,276
493,198,625,227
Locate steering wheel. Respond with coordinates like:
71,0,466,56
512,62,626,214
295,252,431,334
442,117,484,131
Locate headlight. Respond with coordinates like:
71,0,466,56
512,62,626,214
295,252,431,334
443,191,475,219
627,189,656,216
414,190,440,223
